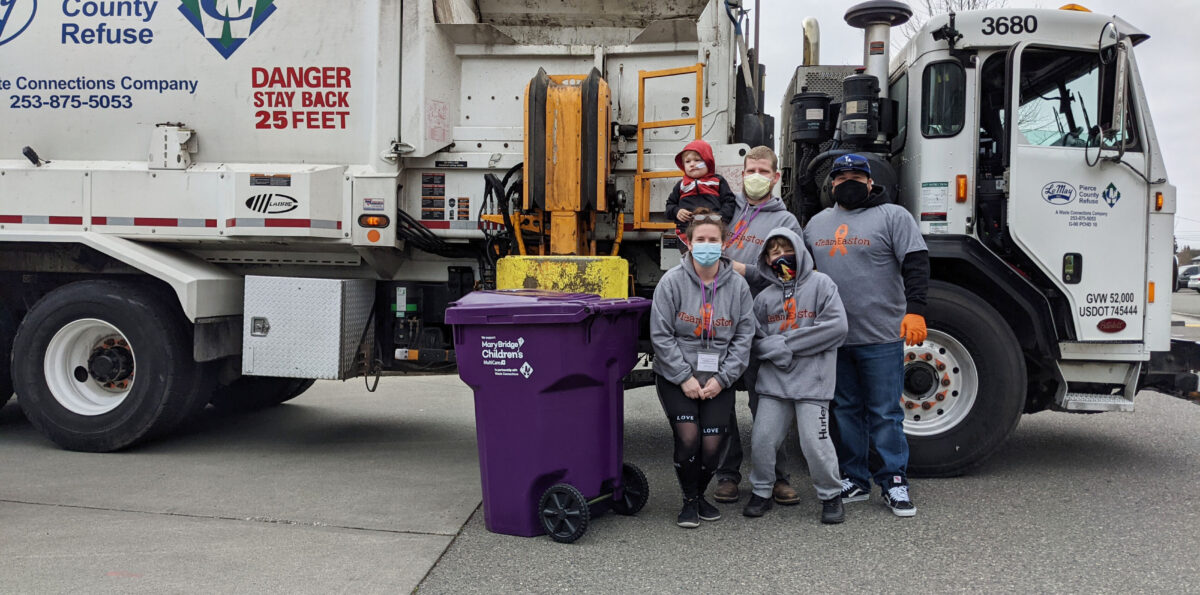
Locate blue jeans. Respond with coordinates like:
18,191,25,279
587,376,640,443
833,341,908,489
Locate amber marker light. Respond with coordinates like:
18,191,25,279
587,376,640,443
1156,192,1164,211
1059,4,1091,11
367,229,381,243
956,175,968,202
358,215,390,228
1148,282,1155,303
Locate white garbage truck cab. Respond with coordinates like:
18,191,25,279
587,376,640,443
780,1,1192,476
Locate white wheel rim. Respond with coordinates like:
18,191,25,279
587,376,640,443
901,329,978,437
43,318,136,416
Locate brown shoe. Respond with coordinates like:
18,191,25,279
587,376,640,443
712,479,740,503
773,480,800,505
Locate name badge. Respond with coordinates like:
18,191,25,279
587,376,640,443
697,350,720,373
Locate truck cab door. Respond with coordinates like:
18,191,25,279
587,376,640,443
1005,40,1148,342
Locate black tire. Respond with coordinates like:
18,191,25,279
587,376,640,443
905,281,1026,477
209,376,315,412
538,484,590,543
0,301,16,411
12,281,211,452
610,463,649,516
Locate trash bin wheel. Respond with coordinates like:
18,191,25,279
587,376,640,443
610,462,649,516
538,483,590,543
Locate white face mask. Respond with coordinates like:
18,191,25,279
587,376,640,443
743,173,772,199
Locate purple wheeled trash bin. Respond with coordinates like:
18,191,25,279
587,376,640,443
445,290,650,542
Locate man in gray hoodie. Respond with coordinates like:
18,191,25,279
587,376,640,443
743,227,848,524
713,146,807,506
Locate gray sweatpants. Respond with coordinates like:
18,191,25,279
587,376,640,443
750,397,841,501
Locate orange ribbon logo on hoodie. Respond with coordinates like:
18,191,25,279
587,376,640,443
693,303,714,337
779,297,800,331
830,224,849,257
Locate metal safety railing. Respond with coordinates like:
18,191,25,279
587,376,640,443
633,63,705,231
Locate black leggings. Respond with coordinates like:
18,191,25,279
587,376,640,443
655,374,735,472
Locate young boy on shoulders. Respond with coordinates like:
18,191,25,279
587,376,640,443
665,139,737,248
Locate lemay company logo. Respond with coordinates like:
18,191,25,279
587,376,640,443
1042,181,1076,205
245,193,297,214
0,0,37,46
178,0,275,59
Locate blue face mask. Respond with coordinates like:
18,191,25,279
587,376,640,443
691,242,722,266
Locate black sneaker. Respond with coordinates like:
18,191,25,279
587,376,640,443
697,496,722,522
882,484,916,517
821,497,845,524
677,499,700,528
840,478,869,503
742,494,772,517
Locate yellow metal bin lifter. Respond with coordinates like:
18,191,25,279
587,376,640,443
486,64,705,298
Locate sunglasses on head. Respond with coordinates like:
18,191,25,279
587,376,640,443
692,214,722,222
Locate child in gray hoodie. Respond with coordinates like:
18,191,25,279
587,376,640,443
744,227,849,524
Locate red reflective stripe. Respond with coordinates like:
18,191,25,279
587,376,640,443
226,218,237,227
0,215,22,223
205,219,217,228
336,221,343,230
420,221,450,229
134,218,177,226
48,216,84,224
263,219,311,228
92,217,108,225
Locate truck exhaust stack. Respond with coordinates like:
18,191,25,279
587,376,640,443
843,0,912,100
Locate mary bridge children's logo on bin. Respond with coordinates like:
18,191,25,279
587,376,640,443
0,0,37,46
178,0,275,59
480,336,532,378
1041,181,1076,205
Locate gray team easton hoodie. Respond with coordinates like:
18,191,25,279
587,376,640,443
724,193,805,296
651,254,756,389
750,227,848,402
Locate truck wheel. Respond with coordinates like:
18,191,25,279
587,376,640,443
11,281,210,452
0,302,15,410
209,377,315,412
903,281,1026,477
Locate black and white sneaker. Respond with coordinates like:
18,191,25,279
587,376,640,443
677,498,700,528
883,484,917,517
697,496,722,522
840,478,869,503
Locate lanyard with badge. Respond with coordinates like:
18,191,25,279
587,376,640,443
696,275,721,373
725,202,766,248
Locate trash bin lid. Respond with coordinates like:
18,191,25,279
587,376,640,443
444,289,649,326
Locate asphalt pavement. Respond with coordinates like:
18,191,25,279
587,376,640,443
2,316,1200,592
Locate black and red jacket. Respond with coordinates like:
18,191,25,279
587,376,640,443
664,139,737,231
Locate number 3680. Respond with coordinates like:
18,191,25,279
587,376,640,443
981,15,1038,35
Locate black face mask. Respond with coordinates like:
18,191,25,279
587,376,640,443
770,253,798,280
833,179,871,209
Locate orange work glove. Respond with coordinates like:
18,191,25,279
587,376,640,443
900,314,927,346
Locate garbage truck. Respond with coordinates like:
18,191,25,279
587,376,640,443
778,1,1197,475
0,0,1194,476
0,0,767,452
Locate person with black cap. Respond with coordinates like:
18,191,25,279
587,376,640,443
803,153,929,517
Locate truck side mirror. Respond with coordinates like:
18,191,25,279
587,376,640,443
1094,22,1130,163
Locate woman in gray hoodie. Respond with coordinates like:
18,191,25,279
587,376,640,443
650,208,756,529
745,227,849,524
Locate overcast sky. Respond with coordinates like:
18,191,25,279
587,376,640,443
755,0,1200,247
